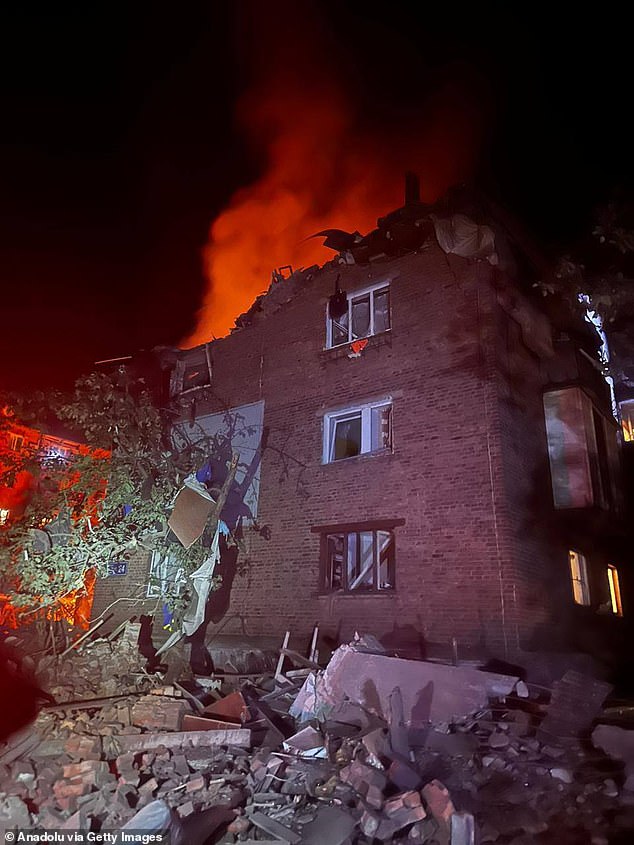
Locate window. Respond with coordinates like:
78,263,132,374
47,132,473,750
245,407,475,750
569,549,590,605
327,283,390,348
171,349,212,396
324,400,392,463
7,433,24,452
607,565,623,616
321,528,396,593
543,388,620,509
147,551,186,599
620,400,634,443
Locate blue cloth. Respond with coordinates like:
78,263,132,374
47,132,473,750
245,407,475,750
162,604,173,630
122,504,133,517
196,462,213,484
218,520,230,536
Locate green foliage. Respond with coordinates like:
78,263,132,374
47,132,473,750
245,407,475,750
0,371,236,625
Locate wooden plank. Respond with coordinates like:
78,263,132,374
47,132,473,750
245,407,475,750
111,728,250,754
280,648,320,671
275,631,290,679
43,693,142,713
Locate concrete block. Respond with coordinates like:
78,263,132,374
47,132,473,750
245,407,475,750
291,646,518,725
451,811,475,845
388,757,422,791
300,804,358,844
111,728,250,753
249,810,301,843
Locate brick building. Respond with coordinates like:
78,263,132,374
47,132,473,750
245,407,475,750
92,187,629,663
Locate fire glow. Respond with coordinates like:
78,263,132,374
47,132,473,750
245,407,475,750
183,46,487,346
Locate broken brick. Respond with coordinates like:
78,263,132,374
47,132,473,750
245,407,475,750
421,780,455,845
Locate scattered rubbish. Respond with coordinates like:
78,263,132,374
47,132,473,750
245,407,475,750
537,670,613,741
0,632,630,843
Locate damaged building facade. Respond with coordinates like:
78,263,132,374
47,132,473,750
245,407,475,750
92,185,629,661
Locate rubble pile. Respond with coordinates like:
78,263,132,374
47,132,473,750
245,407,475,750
1,634,634,843
38,625,150,701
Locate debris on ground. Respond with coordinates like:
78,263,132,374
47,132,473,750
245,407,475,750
1,631,633,843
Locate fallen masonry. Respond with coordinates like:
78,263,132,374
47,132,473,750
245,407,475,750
1,630,634,843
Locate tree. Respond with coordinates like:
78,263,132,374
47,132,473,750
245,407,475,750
535,197,634,395
0,370,241,630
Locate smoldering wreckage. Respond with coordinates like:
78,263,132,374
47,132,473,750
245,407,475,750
2,624,634,845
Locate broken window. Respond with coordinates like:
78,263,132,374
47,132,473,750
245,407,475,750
147,551,186,599
324,400,392,463
182,363,211,391
326,283,391,348
569,549,590,606
607,565,623,616
323,529,395,593
7,433,24,452
171,348,212,396
543,388,619,510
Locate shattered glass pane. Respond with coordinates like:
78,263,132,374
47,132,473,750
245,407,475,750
332,310,349,346
373,287,390,333
327,534,344,590
351,294,371,339
371,404,392,451
182,362,211,390
348,531,374,590
332,414,362,460
377,531,394,590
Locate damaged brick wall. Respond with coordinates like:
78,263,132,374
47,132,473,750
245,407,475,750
94,241,626,662
173,246,541,657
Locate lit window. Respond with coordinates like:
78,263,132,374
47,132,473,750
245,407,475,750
324,400,392,463
620,400,634,443
607,565,623,616
322,528,396,593
569,549,591,605
544,388,619,510
326,283,390,348
7,433,24,452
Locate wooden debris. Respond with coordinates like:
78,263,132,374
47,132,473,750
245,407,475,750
110,727,251,754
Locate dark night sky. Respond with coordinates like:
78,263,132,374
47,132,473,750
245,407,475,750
1,3,631,391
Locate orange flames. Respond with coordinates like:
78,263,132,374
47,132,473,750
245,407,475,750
183,12,488,347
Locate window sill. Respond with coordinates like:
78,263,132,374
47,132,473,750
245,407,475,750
317,591,396,599
321,330,392,359
322,447,392,467
176,384,212,396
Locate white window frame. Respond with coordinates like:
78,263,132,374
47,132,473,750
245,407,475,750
7,433,24,452
326,281,391,348
568,549,591,606
171,347,213,397
323,528,396,593
323,398,392,463
147,550,186,599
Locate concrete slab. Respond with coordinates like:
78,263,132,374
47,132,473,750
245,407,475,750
290,645,518,725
